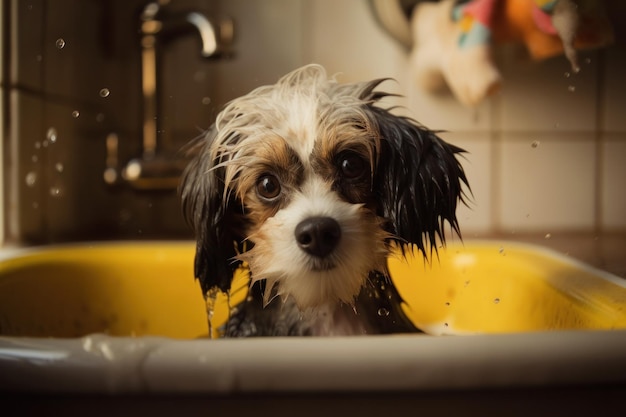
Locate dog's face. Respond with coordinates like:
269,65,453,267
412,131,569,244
181,64,467,311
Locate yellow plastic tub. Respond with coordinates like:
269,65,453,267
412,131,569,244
1,240,624,338
1,240,626,401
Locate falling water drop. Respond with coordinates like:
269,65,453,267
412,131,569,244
205,288,220,339
47,127,58,143
494,298,501,304
49,187,62,197
377,307,390,317
531,140,540,148
568,85,576,93
544,233,552,239
25,172,37,187
55,163,64,173
99,88,111,98
71,110,80,118
201,97,211,105
55,38,66,49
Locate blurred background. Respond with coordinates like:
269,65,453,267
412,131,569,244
1,0,625,276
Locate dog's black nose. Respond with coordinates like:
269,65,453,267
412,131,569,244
295,216,342,258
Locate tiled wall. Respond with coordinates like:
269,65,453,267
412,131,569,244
302,0,626,237
2,0,624,244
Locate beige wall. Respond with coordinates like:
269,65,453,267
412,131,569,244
301,0,626,237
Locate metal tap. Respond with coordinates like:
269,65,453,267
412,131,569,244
105,1,234,190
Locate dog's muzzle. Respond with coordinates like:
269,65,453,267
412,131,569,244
294,216,342,258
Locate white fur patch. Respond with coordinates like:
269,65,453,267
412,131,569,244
239,178,388,310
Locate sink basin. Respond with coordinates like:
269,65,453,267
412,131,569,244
1,240,625,408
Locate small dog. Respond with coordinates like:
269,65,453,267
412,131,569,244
181,64,468,337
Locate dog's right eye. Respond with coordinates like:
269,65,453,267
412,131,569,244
256,174,281,200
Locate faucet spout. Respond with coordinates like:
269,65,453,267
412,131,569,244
140,2,233,59
186,12,218,57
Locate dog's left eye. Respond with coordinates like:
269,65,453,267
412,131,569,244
256,174,281,200
338,152,368,180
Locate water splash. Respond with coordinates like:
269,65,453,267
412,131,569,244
205,287,220,339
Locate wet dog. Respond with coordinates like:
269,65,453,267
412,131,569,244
181,64,468,336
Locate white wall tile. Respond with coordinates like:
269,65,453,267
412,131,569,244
439,132,493,235
601,134,626,231
406,87,494,132
497,47,599,132
498,133,596,232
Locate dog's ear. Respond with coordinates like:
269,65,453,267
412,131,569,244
180,127,244,295
368,107,469,257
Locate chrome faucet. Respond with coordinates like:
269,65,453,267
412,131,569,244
105,1,234,190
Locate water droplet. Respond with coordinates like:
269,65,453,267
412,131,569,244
31,155,38,163
71,110,80,118
377,307,390,317
47,127,58,143
49,187,62,197
444,322,449,327
531,140,540,148
568,85,576,93
564,72,571,78
544,233,552,239
99,88,110,98
34,141,41,149
96,113,105,122
201,97,211,105
585,57,592,65
55,38,66,49
445,302,451,307
32,202,39,209
25,172,37,187
499,246,505,255
55,163,64,173
36,54,43,62
205,287,220,339
494,298,500,304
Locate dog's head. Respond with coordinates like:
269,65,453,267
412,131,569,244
181,64,468,310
